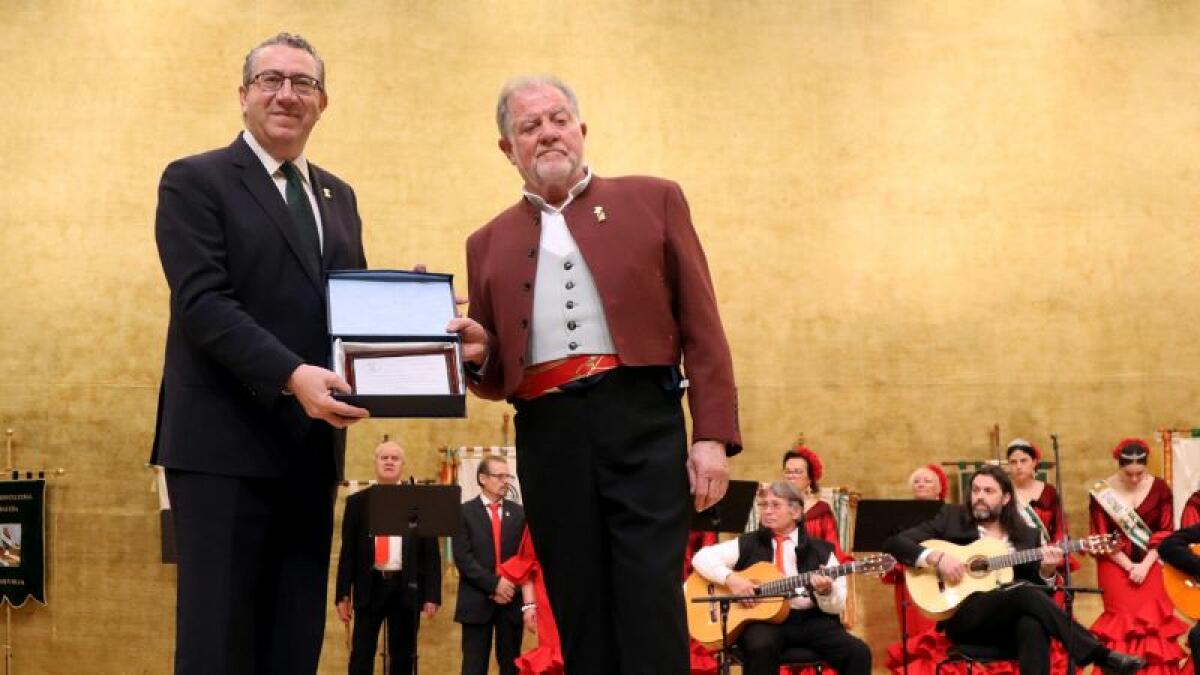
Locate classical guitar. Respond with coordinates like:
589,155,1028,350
685,554,895,650
905,533,1117,620
1162,543,1200,619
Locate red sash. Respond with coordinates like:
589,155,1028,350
513,355,620,400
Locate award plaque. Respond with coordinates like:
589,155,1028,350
327,270,466,417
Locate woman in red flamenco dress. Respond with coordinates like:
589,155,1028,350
783,446,849,563
1088,438,1188,675
1007,438,1079,675
684,528,720,675
499,527,563,675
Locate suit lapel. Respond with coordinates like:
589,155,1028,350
230,137,325,296
309,164,342,269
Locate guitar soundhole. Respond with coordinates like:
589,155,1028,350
966,556,989,577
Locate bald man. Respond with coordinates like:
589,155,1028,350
335,442,441,674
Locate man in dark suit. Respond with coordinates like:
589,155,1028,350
447,75,739,674
335,441,441,674
452,455,525,675
884,465,1144,675
152,32,369,674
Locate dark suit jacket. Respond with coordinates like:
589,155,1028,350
151,134,366,480
465,175,740,450
883,504,1047,586
335,487,442,610
452,496,525,624
1160,524,1200,577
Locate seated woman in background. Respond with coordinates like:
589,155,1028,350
1089,438,1187,675
782,445,848,561
1180,483,1200,528
1007,438,1076,675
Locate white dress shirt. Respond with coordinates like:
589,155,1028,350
241,129,324,250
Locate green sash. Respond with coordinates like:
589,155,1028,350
1089,480,1152,551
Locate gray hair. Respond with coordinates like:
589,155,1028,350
765,480,804,507
495,75,580,138
242,32,326,89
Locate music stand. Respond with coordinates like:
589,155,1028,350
367,484,462,675
852,499,943,675
691,480,759,533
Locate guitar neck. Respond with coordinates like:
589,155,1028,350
757,560,859,596
986,539,1084,571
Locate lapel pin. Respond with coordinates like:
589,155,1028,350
593,206,606,223
322,187,332,199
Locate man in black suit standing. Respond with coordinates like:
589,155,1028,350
453,455,525,675
335,440,441,674
152,32,369,674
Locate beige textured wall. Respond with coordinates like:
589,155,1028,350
3,1,1200,672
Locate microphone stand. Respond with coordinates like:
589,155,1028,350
1050,434,1103,675
691,589,799,675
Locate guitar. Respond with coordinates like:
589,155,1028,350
905,533,1118,620
1162,543,1200,619
685,554,896,650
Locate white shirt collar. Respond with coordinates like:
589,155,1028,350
523,167,593,215
241,129,311,185
479,493,502,508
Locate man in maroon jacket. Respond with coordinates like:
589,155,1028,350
448,75,739,674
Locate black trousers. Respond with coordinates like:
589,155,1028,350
943,585,1103,675
348,575,420,675
1189,623,1200,675
168,468,335,675
460,611,523,675
739,609,871,675
514,367,691,675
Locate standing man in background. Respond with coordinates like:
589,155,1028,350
453,456,525,675
152,32,368,674
448,75,739,673
336,440,441,674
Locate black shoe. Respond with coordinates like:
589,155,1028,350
1100,651,1146,675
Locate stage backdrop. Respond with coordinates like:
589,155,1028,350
5,1,1200,671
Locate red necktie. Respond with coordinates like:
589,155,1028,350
774,535,790,573
489,502,503,572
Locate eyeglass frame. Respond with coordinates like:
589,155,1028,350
246,69,324,96
482,472,514,481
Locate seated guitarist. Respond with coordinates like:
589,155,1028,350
691,481,871,675
883,464,1146,675
1158,524,1200,673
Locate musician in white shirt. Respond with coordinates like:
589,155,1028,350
691,481,870,675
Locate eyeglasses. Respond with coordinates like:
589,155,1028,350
484,473,513,480
248,70,322,96
783,469,807,477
